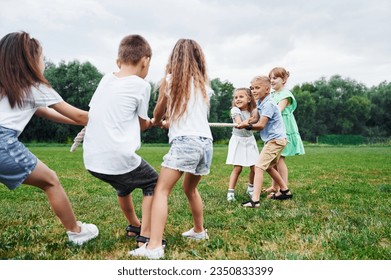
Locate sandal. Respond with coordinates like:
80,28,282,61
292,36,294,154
135,235,167,248
269,189,293,200
125,224,141,238
241,199,260,208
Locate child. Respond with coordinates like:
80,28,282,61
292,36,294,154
226,88,259,201
82,35,158,246
237,76,292,208
0,31,98,245
129,38,213,259
265,67,305,196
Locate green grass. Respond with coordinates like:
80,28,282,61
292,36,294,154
0,145,390,260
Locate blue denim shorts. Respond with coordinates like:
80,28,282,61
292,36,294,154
0,126,37,190
162,136,213,175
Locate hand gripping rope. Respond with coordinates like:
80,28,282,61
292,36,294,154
69,123,237,152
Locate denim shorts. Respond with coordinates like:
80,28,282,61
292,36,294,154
0,125,37,190
162,136,213,175
88,159,158,197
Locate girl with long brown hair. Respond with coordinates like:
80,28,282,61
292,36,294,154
0,31,98,245
129,39,213,259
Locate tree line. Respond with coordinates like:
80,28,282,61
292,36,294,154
19,60,391,144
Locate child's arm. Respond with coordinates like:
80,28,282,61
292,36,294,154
35,106,87,126
49,101,88,126
139,117,152,131
247,108,259,124
233,115,242,125
277,99,289,112
153,79,168,125
251,115,269,131
237,115,268,131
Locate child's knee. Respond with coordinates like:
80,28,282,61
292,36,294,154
233,165,243,173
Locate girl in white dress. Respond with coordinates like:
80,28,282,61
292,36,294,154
226,88,259,201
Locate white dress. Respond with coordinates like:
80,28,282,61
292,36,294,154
225,107,259,166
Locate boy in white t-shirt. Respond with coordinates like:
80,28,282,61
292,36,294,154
83,35,160,247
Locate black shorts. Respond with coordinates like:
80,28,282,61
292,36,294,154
88,159,158,197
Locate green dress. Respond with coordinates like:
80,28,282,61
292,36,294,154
272,89,305,156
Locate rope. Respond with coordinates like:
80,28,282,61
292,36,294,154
70,127,86,152
208,122,237,127
70,123,237,152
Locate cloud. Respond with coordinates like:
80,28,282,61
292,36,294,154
1,0,390,88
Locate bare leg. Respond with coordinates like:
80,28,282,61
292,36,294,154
23,160,80,232
182,173,203,232
276,157,288,186
228,165,242,190
139,195,153,238
266,166,279,193
267,167,291,197
269,157,288,192
147,167,182,249
251,166,264,202
248,165,255,185
118,194,141,237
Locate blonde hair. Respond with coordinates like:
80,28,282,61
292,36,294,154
232,87,256,112
251,75,271,85
161,39,209,122
269,67,290,83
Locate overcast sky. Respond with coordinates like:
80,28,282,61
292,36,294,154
1,0,390,89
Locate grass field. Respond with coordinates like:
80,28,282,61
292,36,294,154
0,144,390,260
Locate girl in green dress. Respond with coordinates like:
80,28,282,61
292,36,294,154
265,67,305,198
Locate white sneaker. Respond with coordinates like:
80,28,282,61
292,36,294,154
246,186,254,197
227,192,236,202
182,228,209,240
67,221,99,245
128,243,164,259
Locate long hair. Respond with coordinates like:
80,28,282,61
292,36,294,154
161,39,209,122
0,31,49,108
232,87,256,113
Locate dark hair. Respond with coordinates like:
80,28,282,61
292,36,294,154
0,31,49,108
117,34,152,65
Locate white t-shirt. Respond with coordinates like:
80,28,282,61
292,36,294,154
166,75,214,143
0,84,63,136
83,73,151,175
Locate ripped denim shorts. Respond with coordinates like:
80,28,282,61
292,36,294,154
162,136,213,176
0,125,37,190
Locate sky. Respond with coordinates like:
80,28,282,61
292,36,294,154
1,0,390,89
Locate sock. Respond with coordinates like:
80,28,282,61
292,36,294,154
247,184,254,189
228,189,235,194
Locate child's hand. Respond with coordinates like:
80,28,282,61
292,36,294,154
236,120,249,129
152,118,169,129
161,120,169,129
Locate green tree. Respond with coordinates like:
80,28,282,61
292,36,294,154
293,75,370,140
209,78,235,142
367,81,391,137
292,88,317,142
20,60,103,143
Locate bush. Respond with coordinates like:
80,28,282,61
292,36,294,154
318,134,365,145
